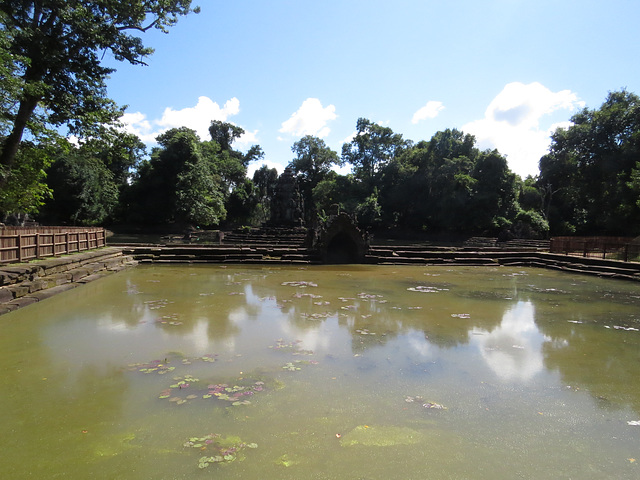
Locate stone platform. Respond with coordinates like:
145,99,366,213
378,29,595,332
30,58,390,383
0,247,137,315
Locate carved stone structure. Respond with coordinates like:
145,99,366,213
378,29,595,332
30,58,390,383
313,213,368,264
270,167,304,226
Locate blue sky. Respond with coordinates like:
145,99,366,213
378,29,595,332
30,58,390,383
104,0,640,179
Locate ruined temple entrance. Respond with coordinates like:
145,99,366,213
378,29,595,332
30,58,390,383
314,213,368,264
326,231,360,264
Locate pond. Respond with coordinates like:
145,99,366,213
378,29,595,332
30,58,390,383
1,264,640,479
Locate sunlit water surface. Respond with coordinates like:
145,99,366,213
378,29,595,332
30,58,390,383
1,264,640,479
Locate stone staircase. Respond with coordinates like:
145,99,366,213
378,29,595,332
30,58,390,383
127,226,321,264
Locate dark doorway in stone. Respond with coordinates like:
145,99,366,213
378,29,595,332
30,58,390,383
326,231,359,264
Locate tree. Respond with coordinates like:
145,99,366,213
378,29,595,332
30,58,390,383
341,118,408,194
205,120,263,193
288,135,339,223
252,165,279,223
0,0,199,190
539,89,640,235
40,141,119,225
125,128,225,226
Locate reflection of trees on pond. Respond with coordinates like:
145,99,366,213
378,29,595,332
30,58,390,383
540,321,640,416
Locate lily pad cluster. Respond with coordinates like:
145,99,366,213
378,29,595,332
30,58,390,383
355,328,376,336
127,360,176,375
357,292,385,302
408,286,449,293
183,433,258,468
155,313,183,326
181,353,218,365
143,299,172,310
270,339,314,356
282,360,318,371
405,395,447,410
301,311,334,320
281,281,318,287
159,380,266,407
292,292,322,299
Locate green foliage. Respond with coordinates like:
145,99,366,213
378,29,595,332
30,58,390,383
341,118,409,194
0,141,53,217
289,135,340,222
124,128,225,226
40,143,119,225
539,89,640,235
0,0,198,203
252,165,279,223
355,192,382,229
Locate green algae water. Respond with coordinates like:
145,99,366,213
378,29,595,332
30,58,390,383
1,264,640,479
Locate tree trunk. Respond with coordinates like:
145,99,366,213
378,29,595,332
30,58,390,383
0,95,41,188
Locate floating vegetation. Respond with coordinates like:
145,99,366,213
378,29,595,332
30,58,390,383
357,292,384,301
281,281,318,287
292,292,322,299
339,425,423,447
408,286,449,293
275,453,301,467
405,395,447,410
127,359,176,375
270,339,315,356
606,325,640,332
144,299,172,310
169,374,199,389
155,313,183,326
355,329,376,336
301,311,334,320
181,353,218,365
183,434,257,468
160,379,267,406
282,360,318,371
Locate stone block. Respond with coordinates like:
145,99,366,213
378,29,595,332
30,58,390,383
8,285,30,298
7,296,39,308
0,287,14,303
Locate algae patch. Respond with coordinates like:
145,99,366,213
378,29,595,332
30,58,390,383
339,425,423,447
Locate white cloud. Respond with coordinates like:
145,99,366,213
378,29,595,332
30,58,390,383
247,159,285,180
412,100,445,124
462,82,584,178
119,96,243,144
120,111,156,143
235,129,260,148
279,98,337,138
156,96,240,140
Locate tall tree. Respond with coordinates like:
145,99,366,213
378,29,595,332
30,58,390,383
125,128,225,226
341,118,408,194
288,135,339,223
40,141,119,225
0,0,198,190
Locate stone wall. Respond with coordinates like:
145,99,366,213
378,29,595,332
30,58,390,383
0,247,136,315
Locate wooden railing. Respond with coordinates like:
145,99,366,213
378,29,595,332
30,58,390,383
0,227,106,264
550,236,639,262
